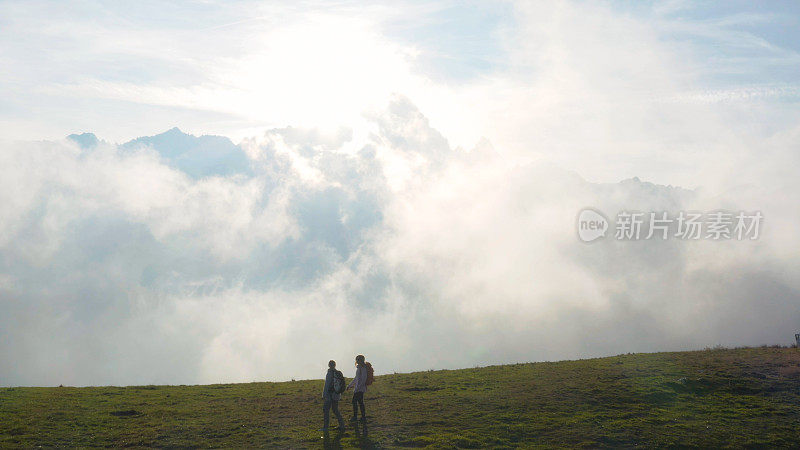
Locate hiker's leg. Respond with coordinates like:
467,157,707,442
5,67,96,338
331,400,344,427
323,398,331,429
355,392,365,419
351,393,359,419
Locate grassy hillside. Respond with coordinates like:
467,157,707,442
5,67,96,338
2,347,800,448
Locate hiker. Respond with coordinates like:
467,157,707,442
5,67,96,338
322,360,346,431
346,354,373,422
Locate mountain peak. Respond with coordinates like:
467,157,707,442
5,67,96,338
67,132,99,149
120,128,251,179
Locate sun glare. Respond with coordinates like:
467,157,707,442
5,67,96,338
221,15,415,130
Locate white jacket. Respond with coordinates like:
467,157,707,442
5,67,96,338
347,364,368,393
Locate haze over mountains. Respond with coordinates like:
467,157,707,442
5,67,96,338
1,97,798,387
69,128,252,179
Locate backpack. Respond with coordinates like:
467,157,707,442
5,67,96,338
333,370,346,394
365,362,374,386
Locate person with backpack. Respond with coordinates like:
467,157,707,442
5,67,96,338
346,354,374,422
322,360,346,431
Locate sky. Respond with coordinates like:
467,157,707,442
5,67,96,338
0,0,799,386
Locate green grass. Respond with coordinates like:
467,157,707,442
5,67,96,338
2,347,800,448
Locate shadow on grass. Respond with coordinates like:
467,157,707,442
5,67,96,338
353,421,377,449
322,429,343,449
322,422,376,449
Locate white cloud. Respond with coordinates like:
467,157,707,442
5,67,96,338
2,89,799,386
1,1,799,386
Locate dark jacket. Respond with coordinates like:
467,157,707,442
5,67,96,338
323,368,341,401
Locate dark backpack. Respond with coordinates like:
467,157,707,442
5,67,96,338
333,370,346,394
365,362,374,386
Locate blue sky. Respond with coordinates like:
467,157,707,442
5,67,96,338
1,0,797,144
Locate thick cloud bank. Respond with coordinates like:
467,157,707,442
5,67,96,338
1,96,799,386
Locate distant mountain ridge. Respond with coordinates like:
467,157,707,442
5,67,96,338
121,127,251,179
67,132,101,149
68,128,252,179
